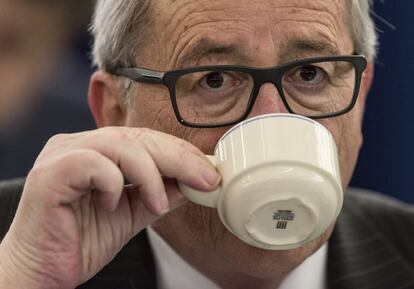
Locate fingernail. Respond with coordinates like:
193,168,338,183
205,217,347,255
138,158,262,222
158,195,170,216
202,167,221,188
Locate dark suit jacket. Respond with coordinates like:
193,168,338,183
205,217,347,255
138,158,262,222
1,179,414,289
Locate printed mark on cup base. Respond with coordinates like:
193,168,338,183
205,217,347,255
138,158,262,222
273,210,295,230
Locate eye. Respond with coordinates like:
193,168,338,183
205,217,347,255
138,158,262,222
204,72,224,88
286,65,327,85
199,71,241,91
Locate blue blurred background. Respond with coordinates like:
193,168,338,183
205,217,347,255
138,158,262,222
350,1,414,203
0,1,412,203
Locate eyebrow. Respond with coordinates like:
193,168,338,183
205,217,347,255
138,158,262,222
177,37,254,68
280,38,342,60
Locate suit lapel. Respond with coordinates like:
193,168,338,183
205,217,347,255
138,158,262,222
0,178,24,240
78,230,157,289
327,195,414,289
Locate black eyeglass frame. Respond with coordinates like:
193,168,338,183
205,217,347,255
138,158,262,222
110,55,367,128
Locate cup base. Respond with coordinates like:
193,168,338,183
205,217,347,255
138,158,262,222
218,161,342,250
246,197,317,247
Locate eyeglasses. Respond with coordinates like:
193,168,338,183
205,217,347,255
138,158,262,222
110,55,367,128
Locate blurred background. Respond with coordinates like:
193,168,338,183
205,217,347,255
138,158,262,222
0,1,412,203
351,1,414,204
0,0,96,178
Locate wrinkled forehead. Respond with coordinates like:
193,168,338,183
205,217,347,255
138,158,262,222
155,0,348,21
148,0,352,68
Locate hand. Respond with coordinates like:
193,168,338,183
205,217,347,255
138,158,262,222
0,127,220,289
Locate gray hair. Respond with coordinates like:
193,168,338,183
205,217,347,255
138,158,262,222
350,0,378,59
91,0,152,71
91,0,378,71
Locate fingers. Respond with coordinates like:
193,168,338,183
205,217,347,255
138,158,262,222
31,127,220,215
26,149,124,212
141,134,221,190
57,128,220,214
124,177,187,233
90,128,220,214
117,148,168,215
78,127,221,191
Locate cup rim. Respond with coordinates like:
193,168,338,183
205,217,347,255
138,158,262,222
214,113,333,152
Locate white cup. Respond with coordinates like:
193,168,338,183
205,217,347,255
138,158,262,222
179,113,343,250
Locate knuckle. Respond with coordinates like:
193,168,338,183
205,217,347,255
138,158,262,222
27,164,49,183
135,127,152,135
94,126,120,140
25,149,109,205
177,143,188,158
46,133,70,146
132,128,159,149
98,126,118,134
25,162,62,202
176,143,195,165
33,149,100,174
131,127,152,141
97,126,152,143
64,149,101,166
179,139,203,156
87,127,127,148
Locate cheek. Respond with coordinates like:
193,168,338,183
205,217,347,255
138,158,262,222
319,111,363,189
186,128,228,155
124,86,174,129
124,88,226,154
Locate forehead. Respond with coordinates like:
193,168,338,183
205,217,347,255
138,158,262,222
147,0,351,68
156,0,347,23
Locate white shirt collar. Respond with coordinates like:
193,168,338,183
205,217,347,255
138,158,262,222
147,227,327,289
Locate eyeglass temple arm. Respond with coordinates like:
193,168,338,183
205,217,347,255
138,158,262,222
113,68,165,84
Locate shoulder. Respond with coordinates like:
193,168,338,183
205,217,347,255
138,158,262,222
0,178,24,241
344,188,414,263
345,188,414,223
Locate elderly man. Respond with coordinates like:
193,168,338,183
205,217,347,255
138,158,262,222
1,0,413,288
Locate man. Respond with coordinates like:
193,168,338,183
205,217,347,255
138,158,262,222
1,0,414,289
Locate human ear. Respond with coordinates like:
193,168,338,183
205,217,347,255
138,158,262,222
357,61,374,118
88,71,127,127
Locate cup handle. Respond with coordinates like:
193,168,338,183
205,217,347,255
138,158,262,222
178,155,221,208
